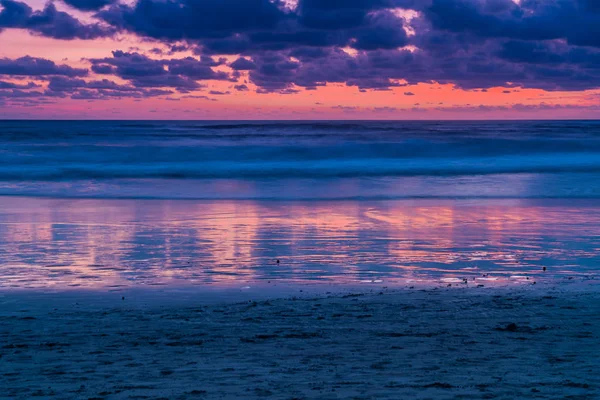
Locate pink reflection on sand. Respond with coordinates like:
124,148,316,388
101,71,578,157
0,197,599,291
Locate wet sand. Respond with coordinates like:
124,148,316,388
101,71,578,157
1,280,599,399
2,197,600,291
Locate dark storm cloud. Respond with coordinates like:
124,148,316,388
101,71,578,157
288,47,330,60
95,0,410,53
0,0,114,39
199,37,252,55
296,0,420,29
351,10,409,50
61,0,116,11
97,0,288,41
425,0,600,47
297,0,382,30
497,40,600,67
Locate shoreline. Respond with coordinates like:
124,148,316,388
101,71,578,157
1,279,599,399
1,274,597,308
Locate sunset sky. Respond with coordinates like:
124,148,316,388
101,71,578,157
1,0,599,119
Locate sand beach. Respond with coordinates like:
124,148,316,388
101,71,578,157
1,279,598,399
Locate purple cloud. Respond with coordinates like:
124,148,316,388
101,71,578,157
0,80,37,89
230,58,257,70
88,51,231,91
2,0,600,96
61,0,116,11
0,0,115,39
234,84,249,91
0,56,88,77
97,0,286,41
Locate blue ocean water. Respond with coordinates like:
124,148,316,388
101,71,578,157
1,120,600,199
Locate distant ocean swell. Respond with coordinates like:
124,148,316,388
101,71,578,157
1,153,600,180
1,120,600,199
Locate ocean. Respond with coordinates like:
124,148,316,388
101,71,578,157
2,120,600,199
0,120,599,290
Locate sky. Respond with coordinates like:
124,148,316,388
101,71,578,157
0,0,600,119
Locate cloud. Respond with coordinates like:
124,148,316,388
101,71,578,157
90,0,600,93
3,0,600,99
296,0,415,30
0,80,38,89
351,9,409,50
97,0,287,41
91,64,116,74
435,102,600,113
230,57,257,70
68,87,173,100
97,0,410,53
45,76,149,95
88,51,231,91
182,94,216,101
331,105,358,111
46,75,177,100
373,106,397,112
168,57,229,80
62,0,116,11
0,56,88,77
0,88,44,98
425,0,600,48
0,61,183,103
0,0,115,39
234,84,249,91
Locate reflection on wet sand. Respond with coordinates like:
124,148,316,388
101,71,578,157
0,197,599,290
